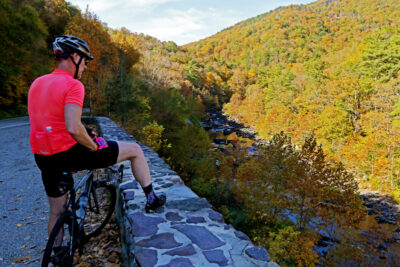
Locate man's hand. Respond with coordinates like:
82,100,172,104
85,126,97,139
65,104,98,151
95,137,108,150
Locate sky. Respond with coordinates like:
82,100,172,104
67,0,316,45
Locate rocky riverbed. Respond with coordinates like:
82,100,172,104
361,191,400,225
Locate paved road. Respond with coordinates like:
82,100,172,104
0,117,30,130
0,117,48,266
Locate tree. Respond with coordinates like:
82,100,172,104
359,29,400,83
65,11,119,114
164,41,178,53
234,132,364,246
185,60,202,88
0,0,48,117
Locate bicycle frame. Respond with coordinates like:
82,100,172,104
65,169,94,259
66,166,122,258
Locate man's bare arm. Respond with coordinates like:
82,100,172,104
65,104,97,150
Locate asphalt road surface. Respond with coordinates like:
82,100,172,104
0,117,48,266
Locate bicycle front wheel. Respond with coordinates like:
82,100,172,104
84,181,116,239
42,212,79,267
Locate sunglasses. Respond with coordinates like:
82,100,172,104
79,55,88,67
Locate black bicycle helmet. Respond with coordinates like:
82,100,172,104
53,35,94,79
53,35,94,60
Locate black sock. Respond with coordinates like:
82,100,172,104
143,183,156,203
142,183,153,196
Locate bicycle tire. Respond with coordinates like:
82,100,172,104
83,181,116,239
41,212,78,267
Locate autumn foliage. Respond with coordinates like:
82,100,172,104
183,0,400,202
2,0,400,265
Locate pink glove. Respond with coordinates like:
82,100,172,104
95,137,108,150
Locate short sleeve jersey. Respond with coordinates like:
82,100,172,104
28,69,85,155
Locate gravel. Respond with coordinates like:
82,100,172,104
0,118,48,266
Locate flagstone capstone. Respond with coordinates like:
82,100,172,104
159,258,194,267
165,212,183,221
161,182,174,188
136,233,182,249
94,116,279,266
235,230,251,241
120,180,139,190
123,189,135,201
203,249,229,266
172,225,226,250
163,244,196,256
245,246,271,262
186,216,206,224
135,248,158,267
166,198,211,211
128,212,166,237
208,209,224,222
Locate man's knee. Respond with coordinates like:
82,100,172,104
117,142,146,163
130,143,144,158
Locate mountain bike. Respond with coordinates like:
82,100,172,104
41,165,124,266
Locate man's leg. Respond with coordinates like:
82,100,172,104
116,142,165,211
48,194,68,246
116,142,151,187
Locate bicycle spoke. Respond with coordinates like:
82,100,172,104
84,182,116,239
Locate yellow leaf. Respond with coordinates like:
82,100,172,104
20,245,26,250
16,224,22,227
13,256,31,263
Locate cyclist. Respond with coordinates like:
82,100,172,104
28,35,166,246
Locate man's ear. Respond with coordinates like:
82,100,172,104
72,53,80,62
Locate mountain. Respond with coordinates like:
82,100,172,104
183,0,400,197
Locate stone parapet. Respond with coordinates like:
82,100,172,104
95,116,279,267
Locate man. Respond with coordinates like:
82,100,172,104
28,35,166,240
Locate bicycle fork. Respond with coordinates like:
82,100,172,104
76,176,94,255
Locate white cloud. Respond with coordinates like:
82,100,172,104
68,0,312,45
142,8,204,37
127,0,179,7
70,0,180,13
124,7,241,44
69,0,118,13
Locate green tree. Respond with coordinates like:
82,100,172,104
185,60,202,88
164,41,178,53
359,28,400,83
0,0,48,117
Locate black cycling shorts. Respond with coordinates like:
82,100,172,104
34,140,119,198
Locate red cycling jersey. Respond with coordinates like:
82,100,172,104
28,69,85,155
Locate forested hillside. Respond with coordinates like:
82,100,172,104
184,0,400,200
0,0,207,166
2,0,400,265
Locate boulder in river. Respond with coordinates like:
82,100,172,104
223,128,234,135
213,138,226,145
363,202,373,208
367,208,377,215
200,122,212,130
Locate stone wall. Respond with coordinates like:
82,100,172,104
95,116,278,267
